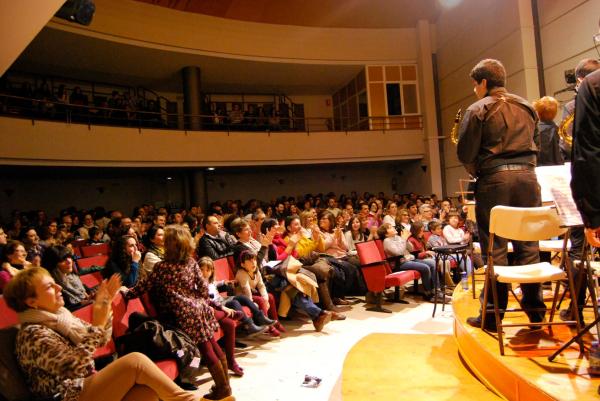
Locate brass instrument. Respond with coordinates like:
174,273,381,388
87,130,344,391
450,108,463,145
557,113,574,148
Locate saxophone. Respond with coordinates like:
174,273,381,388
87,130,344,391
450,109,463,145
557,113,574,148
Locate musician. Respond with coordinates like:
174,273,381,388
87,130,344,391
558,59,600,161
559,59,600,323
457,59,545,332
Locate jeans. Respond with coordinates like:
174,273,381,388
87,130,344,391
292,293,322,320
395,260,434,292
225,295,261,321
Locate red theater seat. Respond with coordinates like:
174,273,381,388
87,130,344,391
356,240,420,313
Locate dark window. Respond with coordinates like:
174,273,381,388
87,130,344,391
386,83,402,116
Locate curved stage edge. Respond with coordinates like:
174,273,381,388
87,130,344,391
452,285,599,401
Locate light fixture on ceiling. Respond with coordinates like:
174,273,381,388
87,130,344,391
207,167,216,171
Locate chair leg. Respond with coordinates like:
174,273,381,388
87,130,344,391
481,271,490,330
393,286,408,304
490,274,505,355
566,252,584,352
366,292,392,313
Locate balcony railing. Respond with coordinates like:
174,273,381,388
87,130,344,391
0,93,423,132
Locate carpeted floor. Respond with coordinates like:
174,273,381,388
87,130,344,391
342,333,499,401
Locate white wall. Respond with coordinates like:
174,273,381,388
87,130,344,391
435,0,540,197
538,0,600,105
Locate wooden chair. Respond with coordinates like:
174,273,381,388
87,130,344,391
356,240,420,313
481,205,582,355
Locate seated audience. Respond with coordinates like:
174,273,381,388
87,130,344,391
4,268,200,401
378,223,446,303
141,225,164,276
103,235,141,288
344,216,364,255
442,212,471,245
0,241,31,292
20,227,43,266
43,245,93,310
199,257,272,376
197,215,236,260
125,225,235,401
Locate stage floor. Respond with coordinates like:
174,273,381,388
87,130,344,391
453,285,600,401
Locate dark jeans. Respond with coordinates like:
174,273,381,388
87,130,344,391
475,169,545,323
225,295,262,321
567,227,586,317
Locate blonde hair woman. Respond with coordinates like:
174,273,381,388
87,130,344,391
4,267,199,401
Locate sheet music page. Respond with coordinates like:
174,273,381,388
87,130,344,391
535,163,583,227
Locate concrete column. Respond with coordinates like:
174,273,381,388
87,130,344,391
188,169,207,211
181,66,202,130
416,19,443,197
517,0,541,101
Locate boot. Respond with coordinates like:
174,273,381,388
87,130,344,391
254,311,275,326
242,318,267,337
201,360,235,401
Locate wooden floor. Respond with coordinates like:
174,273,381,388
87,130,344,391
453,285,600,401
342,332,499,401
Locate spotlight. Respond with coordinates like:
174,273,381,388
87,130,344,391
207,167,215,171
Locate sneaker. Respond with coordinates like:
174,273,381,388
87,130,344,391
466,316,497,333
313,311,332,332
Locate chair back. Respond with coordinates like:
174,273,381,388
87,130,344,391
214,257,235,281
81,243,110,257
489,206,566,241
76,254,109,270
374,239,393,274
356,241,383,265
0,296,18,328
79,271,103,288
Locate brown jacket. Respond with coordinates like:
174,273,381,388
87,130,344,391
457,87,539,177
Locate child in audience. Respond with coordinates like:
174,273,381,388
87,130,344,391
198,256,264,377
443,211,471,245
234,251,278,333
430,220,473,277
199,255,274,336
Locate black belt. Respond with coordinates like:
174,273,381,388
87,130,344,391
480,163,534,175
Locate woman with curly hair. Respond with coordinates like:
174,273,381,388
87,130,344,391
102,235,141,288
125,225,235,401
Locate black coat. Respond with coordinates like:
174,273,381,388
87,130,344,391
572,69,600,228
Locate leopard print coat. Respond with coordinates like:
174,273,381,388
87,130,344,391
15,322,110,401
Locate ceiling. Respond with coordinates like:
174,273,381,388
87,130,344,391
134,0,441,29
9,0,443,95
11,27,364,94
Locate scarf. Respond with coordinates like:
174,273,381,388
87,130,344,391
18,307,89,345
148,245,165,260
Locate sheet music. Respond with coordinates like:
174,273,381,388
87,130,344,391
535,163,583,227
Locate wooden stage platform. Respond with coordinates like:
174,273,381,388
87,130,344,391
453,285,600,401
